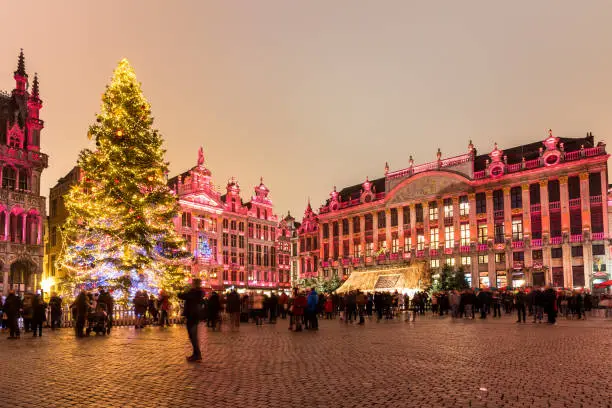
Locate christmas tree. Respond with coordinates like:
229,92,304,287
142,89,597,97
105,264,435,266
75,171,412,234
59,59,190,300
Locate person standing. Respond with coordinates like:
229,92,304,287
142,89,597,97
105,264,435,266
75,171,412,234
207,291,221,330
515,288,526,323
226,289,241,330
49,293,63,330
269,292,278,324
356,290,367,325
178,279,204,362
544,287,557,325
307,287,319,330
97,289,114,333
292,291,307,332
31,294,47,337
278,292,288,319
4,290,21,339
158,290,171,327
74,291,88,338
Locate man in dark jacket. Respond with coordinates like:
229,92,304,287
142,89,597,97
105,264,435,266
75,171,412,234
31,294,47,337
226,290,241,330
4,290,21,339
49,293,63,330
515,288,526,323
97,289,114,333
178,279,204,362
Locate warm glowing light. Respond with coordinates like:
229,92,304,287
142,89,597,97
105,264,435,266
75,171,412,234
41,277,55,293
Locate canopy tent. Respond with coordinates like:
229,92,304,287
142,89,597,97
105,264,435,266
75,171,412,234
336,262,430,294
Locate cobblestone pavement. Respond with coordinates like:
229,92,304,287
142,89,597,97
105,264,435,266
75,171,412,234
0,314,610,408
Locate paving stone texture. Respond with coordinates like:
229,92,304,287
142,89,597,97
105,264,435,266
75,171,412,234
0,315,610,408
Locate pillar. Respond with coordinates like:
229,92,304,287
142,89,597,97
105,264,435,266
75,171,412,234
21,213,27,244
329,223,335,260
410,204,417,250
601,170,609,240
486,191,494,241
559,176,570,234
583,242,593,289
522,184,531,239
1,263,7,295
438,199,444,249
397,206,404,253
503,186,512,240
423,202,430,247
386,209,393,252
338,220,344,258
579,173,591,232
4,210,8,240
488,249,496,288
453,196,460,247
360,215,366,257
562,241,572,288
543,246,552,285
468,193,477,244
540,179,550,239
348,216,354,257
471,253,478,289
372,212,379,253
318,222,324,261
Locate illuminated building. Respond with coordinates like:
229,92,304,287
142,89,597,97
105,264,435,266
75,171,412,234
0,51,48,295
278,212,300,286
299,131,610,289
171,148,289,291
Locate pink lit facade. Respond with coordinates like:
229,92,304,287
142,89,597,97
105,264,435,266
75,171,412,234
299,131,610,290
170,148,290,291
0,51,48,294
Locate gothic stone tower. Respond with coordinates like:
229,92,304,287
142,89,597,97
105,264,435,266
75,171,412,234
0,50,48,295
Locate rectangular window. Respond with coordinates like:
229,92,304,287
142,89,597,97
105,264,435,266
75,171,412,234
353,217,360,233
571,246,583,257
230,234,237,248
231,251,237,264
416,204,423,223
182,234,192,252
239,235,244,249
495,253,506,264
593,244,605,255
354,243,361,257
256,245,262,265
222,250,229,264
459,196,469,216
239,253,245,266
248,244,254,265
551,247,563,259
478,223,488,244
417,234,425,250
2,167,15,190
377,211,386,229
513,251,524,262
430,259,439,268
239,222,244,232
230,220,236,230
342,219,349,235
332,222,339,237
430,228,439,248
461,256,471,265
366,242,374,257
256,224,261,239
443,199,453,218
51,226,57,247
493,190,504,211
404,236,411,252
263,226,269,240
51,199,58,217
494,224,504,243
390,208,398,227
50,255,56,277
445,258,455,266
248,223,254,238
403,206,410,225
510,186,522,209
444,226,454,248
392,238,399,253
223,219,229,229
476,192,486,214
532,249,543,260
511,219,523,241
323,224,329,239
478,255,488,264
222,233,228,246
460,224,470,246
271,247,276,267
181,212,192,228
429,203,438,221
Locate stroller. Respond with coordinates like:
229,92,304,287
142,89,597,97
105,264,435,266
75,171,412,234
86,303,110,336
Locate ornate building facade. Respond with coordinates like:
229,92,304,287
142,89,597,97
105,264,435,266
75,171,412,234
298,131,610,290
171,148,291,292
278,212,300,285
0,51,48,295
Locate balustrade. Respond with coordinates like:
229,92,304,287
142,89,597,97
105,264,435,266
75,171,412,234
531,238,542,247
511,240,524,249
592,232,605,240
530,203,541,213
549,201,560,210
550,236,562,245
568,198,581,209
570,234,583,243
590,195,602,204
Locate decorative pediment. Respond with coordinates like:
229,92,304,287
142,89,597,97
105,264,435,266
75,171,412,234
7,122,24,148
386,172,472,205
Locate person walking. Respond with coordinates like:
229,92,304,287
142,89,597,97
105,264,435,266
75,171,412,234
226,289,241,330
178,279,204,362
133,291,148,329
207,291,221,330
324,296,333,319
278,292,288,319
49,293,63,330
158,290,171,327
4,290,21,339
292,291,307,332
515,288,527,323
74,291,88,338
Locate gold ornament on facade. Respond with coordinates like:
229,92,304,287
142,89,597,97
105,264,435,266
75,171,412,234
579,172,590,181
521,183,530,191
539,179,548,187
558,175,568,184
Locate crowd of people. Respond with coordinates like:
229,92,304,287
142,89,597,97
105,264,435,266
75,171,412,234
0,290,61,339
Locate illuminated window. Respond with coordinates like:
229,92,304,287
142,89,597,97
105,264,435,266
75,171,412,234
366,242,374,256
417,234,425,250
404,236,411,252
445,258,455,266
430,228,439,248
478,255,488,264
461,256,471,265
429,203,438,221
444,199,453,218
459,196,469,216
495,252,506,264
354,243,361,257
512,219,523,240
444,226,454,248
430,259,439,268
392,238,399,253
181,212,192,228
478,223,488,244
460,224,470,246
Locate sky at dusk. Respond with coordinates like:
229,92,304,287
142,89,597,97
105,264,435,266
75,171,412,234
2,1,612,220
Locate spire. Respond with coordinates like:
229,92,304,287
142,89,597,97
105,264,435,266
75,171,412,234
15,49,26,77
31,73,39,98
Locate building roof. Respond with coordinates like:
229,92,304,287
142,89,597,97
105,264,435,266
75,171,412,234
325,177,386,206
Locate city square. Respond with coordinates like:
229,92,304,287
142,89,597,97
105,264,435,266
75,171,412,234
1,316,610,408
1,2,612,407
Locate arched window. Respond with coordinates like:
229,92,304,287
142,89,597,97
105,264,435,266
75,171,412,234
2,167,16,190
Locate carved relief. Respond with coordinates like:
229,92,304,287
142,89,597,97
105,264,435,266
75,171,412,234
387,174,472,205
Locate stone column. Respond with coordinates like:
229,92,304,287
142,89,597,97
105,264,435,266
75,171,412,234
583,241,593,289
37,215,43,245
579,173,591,232
471,253,478,289
468,193,477,244
410,204,417,250
4,211,8,240
360,215,366,257
438,199,444,250
543,246,552,285
423,202,430,248
372,212,379,253
21,213,27,244
559,176,570,235
397,206,404,253
338,220,344,259
486,191,494,241
385,209,392,252
601,170,609,240
562,241,573,288
348,216,354,257
329,223,335,260
503,186,512,240
318,222,325,261
488,249,496,288
540,179,550,238
453,197,460,247
2,263,7,295
522,184,531,239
